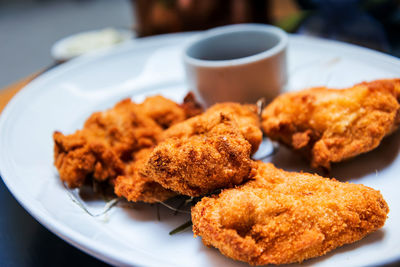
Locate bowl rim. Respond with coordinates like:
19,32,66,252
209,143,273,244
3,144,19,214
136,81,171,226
183,23,288,68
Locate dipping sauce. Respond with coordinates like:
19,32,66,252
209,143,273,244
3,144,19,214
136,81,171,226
183,24,288,107
186,31,281,61
51,28,132,61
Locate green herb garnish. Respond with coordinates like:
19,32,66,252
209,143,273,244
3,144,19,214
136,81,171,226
169,220,193,235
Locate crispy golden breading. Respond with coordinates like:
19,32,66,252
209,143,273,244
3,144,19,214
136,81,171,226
114,149,176,203
207,103,262,154
54,95,200,189
53,131,125,188
180,91,204,120
112,94,202,202
141,111,254,197
140,103,262,197
161,102,262,153
139,96,184,129
82,99,163,158
138,93,203,129
262,79,400,169
192,162,389,265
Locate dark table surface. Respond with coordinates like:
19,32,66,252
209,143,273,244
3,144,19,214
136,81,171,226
0,177,110,266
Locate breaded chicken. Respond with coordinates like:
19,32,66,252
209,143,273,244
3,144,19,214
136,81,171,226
114,149,176,203
139,93,202,129
207,103,262,154
192,162,389,265
54,131,125,188
262,79,400,169
141,111,254,197
54,94,201,188
179,91,204,120
161,102,262,153
54,99,161,188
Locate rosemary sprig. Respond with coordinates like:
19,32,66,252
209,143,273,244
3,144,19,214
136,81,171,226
173,198,188,215
169,220,193,235
157,200,191,214
63,182,121,217
156,203,161,221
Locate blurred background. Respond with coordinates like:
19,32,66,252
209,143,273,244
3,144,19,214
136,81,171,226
0,0,400,266
1,0,400,88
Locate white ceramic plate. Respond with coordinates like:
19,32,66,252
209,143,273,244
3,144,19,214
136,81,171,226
1,32,400,267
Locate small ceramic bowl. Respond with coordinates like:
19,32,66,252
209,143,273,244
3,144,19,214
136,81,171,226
183,24,288,107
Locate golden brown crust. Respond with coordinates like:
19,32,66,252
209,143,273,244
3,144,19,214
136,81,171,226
161,102,262,153
180,91,204,119
192,162,389,265
261,79,400,169
54,98,163,188
140,102,262,197
139,95,186,129
54,94,202,192
206,103,262,154
141,111,254,197
53,131,125,188
114,149,176,203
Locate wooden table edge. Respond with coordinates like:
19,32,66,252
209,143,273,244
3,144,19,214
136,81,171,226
0,72,41,114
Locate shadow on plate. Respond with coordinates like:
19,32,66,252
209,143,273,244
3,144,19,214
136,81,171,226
267,145,315,174
118,196,193,233
267,130,400,181
331,130,400,181
198,244,250,267
68,180,193,232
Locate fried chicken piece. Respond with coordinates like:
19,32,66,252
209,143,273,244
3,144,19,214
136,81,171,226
192,162,389,265
262,79,400,169
53,99,160,188
161,102,262,153
114,149,176,203
54,94,201,188
207,103,262,154
180,91,204,119
83,99,163,159
138,93,203,129
54,131,125,188
141,110,255,197
139,96,184,129
139,102,262,197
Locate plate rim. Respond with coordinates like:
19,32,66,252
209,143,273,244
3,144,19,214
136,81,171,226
1,31,400,267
